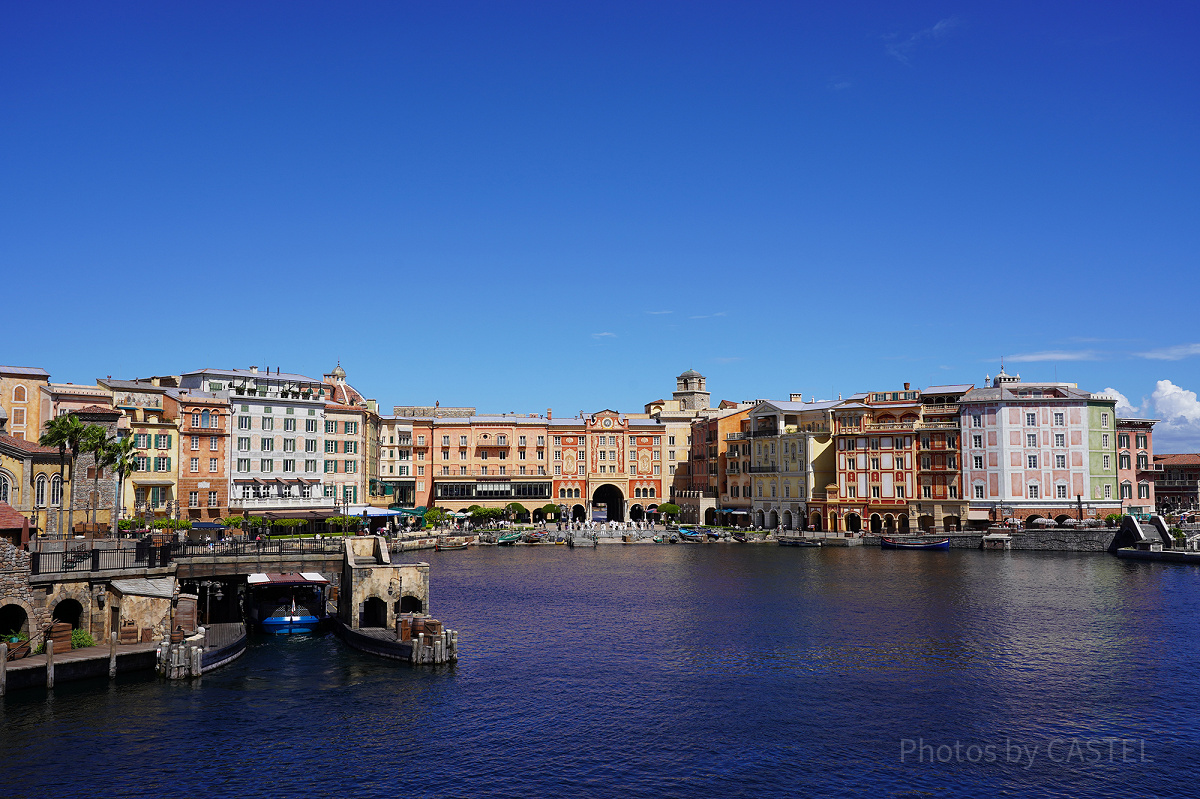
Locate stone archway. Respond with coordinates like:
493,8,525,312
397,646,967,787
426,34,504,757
361,597,388,628
766,510,778,529
0,603,29,637
52,598,84,629
884,514,896,534
592,484,625,522
870,514,882,534
782,510,793,529
899,514,910,534
755,509,765,528
845,513,861,533
630,503,644,522
810,512,823,532
943,515,960,532
399,595,423,614
918,515,935,533
571,504,586,522
704,507,717,526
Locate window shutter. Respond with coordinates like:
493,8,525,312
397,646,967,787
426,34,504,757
166,457,171,472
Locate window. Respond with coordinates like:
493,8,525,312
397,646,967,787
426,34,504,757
1120,483,1132,499
949,486,958,498
208,491,219,507
972,435,982,448
284,438,296,452
871,486,880,498
1137,453,1148,469
238,417,250,431
974,485,984,499
134,433,150,448
1026,434,1037,447
1027,455,1038,468
1118,434,1130,449
209,458,218,472
282,459,295,473
1057,484,1068,499
305,459,316,472
325,420,336,434
189,491,199,508
1138,483,1150,499
973,455,984,469
325,440,336,453
261,417,274,431
1055,433,1065,447
1102,434,1110,449
35,475,46,507
306,419,318,433
1103,455,1110,470
190,458,199,473
261,438,274,452
554,465,562,475
972,414,982,428
210,436,219,451
154,456,171,472
442,435,450,446
1026,413,1036,426
1055,455,1066,468
260,459,273,472
154,434,172,449
191,435,201,450
1103,484,1112,499
284,418,296,432
1028,484,1039,498
325,460,336,473
922,485,931,498
1119,453,1130,470
519,450,526,460
343,441,357,454
1054,412,1065,426
668,436,675,446
578,465,585,475
1101,413,1109,429
237,458,250,472
1136,434,1147,449
896,485,905,498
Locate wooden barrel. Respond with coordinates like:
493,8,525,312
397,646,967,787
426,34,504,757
170,626,185,644
411,617,426,636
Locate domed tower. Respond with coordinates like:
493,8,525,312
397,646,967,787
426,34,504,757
673,369,710,411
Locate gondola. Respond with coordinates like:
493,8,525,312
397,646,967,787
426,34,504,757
880,536,950,550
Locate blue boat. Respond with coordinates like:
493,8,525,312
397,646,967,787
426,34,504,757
677,528,703,543
880,537,950,551
247,572,329,634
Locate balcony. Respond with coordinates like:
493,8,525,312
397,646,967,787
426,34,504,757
864,421,919,431
748,464,777,473
725,432,747,441
918,422,961,430
922,405,960,414
747,428,778,438
229,496,336,510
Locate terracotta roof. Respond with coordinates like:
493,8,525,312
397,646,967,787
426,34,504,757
325,402,366,413
0,433,62,455
0,501,29,530
1155,454,1200,466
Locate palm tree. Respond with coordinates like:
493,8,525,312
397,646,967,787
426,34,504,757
39,414,86,536
108,435,139,536
90,434,120,530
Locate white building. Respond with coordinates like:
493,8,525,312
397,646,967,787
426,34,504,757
179,367,332,514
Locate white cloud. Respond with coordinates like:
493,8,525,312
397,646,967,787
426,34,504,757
1148,380,1200,450
1137,343,1200,361
1006,349,1100,363
591,332,616,340
645,310,672,315
886,17,960,64
1100,387,1142,416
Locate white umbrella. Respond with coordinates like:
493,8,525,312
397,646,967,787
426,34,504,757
1033,517,1056,526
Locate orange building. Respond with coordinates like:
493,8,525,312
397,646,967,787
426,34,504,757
176,391,232,521
0,365,50,442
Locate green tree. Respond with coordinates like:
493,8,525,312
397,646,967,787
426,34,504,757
108,435,139,535
541,503,558,519
504,502,527,521
470,507,504,526
657,503,680,522
424,507,449,527
39,414,91,536
84,427,115,529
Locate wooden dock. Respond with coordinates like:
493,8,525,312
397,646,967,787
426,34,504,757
1,637,159,694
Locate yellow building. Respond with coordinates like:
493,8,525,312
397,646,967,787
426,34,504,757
98,379,180,521
0,365,51,443
0,406,70,536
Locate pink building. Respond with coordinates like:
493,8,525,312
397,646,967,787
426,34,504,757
1116,417,1157,515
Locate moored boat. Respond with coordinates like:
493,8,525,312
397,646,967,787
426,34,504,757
880,536,950,551
435,541,469,551
677,528,703,543
497,532,522,546
247,572,329,634
731,532,748,543
706,530,721,540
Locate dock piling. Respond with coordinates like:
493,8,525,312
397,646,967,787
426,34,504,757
1,643,7,696
109,632,117,678
45,640,54,689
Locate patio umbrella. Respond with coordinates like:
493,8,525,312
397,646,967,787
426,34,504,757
1061,518,1081,527
1033,517,1056,526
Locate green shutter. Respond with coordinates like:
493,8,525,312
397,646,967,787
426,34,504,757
165,457,171,472
166,434,172,448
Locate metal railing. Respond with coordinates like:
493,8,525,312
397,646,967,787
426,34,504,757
30,544,173,575
747,429,778,438
748,464,777,473
171,538,346,558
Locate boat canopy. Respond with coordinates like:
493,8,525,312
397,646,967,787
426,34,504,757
247,572,329,586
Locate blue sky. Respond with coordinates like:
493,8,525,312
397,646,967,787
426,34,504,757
3,2,1198,446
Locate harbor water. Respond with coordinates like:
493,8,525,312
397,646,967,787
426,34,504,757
4,545,1199,797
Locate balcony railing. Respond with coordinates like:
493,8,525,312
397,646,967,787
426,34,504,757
31,545,174,575
864,422,919,431
229,496,336,510
748,464,777,473
747,429,778,438
725,432,747,441
922,405,960,414
918,422,961,430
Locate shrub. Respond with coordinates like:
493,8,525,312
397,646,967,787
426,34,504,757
71,629,97,649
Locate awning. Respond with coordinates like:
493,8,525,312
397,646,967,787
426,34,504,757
390,506,426,516
247,572,329,586
132,477,175,486
191,522,226,529
361,507,404,518
967,509,991,521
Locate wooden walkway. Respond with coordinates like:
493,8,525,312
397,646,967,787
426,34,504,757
2,641,160,693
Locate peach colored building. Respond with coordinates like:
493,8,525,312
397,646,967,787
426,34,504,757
176,391,232,521
0,365,50,442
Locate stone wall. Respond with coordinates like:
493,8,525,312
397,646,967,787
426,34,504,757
0,540,48,636
864,528,1117,552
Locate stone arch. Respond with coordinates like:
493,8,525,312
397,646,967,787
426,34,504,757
0,602,31,637
918,515,935,533
571,504,586,522
361,596,388,628
704,507,717,526
399,595,423,614
754,509,765,528
630,503,644,522
1026,514,1042,528
898,514,910,534
1054,514,1072,526
809,511,822,531
845,513,861,533
870,513,882,534
766,510,778,529
782,510,793,529
884,514,896,534
943,515,960,532
52,597,85,629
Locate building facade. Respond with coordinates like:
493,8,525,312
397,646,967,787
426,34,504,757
744,398,837,531
176,391,232,521
0,365,50,442
1116,417,1157,515
1153,453,1199,513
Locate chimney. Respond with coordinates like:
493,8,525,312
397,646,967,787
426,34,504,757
904,382,911,390
547,408,552,420
249,366,258,373
790,393,802,402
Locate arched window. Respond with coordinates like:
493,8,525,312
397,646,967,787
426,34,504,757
201,410,210,428
649,487,655,498
12,385,26,402
35,475,47,507
559,488,565,498
0,475,8,503
51,475,62,506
